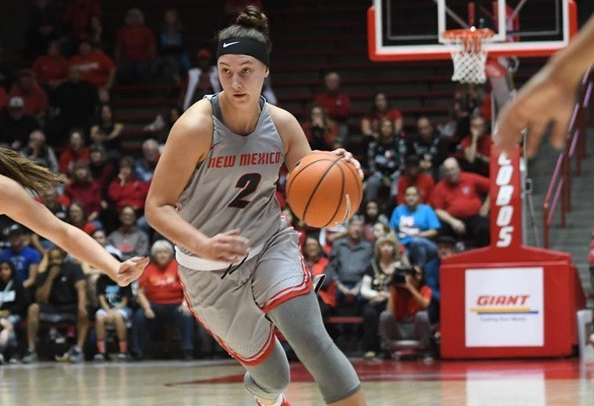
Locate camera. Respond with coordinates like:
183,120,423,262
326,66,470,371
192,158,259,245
391,265,417,285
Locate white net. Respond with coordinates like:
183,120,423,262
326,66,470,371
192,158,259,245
444,29,493,84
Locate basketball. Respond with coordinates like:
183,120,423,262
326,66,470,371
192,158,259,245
286,151,363,228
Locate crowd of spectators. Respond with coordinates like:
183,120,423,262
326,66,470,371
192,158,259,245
286,71,495,361
0,1,498,364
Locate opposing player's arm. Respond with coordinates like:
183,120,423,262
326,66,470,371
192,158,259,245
496,14,594,157
269,105,312,172
145,100,213,256
0,176,123,281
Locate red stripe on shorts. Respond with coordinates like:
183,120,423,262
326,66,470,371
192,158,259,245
179,276,277,366
261,253,312,313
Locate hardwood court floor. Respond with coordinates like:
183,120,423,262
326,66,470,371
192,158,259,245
1,358,593,406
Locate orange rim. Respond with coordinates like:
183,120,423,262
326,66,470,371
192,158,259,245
441,28,495,41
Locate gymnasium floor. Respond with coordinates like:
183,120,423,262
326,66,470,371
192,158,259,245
1,358,592,406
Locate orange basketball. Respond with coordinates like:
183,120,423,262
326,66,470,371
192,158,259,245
286,151,363,228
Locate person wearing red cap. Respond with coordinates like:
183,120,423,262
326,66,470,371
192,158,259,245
180,48,220,111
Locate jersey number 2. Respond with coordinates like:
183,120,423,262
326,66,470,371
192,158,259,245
228,173,262,209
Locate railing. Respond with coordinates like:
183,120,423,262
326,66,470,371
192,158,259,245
542,70,593,248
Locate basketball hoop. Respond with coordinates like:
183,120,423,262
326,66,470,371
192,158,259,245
441,28,495,84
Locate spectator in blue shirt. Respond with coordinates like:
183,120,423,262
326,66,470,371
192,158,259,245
390,186,440,267
0,224,41,290
134,138,160,182
424,235,457,324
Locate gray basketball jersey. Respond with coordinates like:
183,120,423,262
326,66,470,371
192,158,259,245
177,94,284,262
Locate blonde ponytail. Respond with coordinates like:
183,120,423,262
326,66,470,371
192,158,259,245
0,148,65,194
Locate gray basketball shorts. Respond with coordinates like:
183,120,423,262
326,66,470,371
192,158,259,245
177,225,312,366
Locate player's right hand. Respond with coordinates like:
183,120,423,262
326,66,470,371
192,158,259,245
116,257,150,287
494,66,576,159
202,229,250,263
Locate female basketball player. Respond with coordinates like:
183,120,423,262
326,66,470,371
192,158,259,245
0,148,148,286
145,6,367,406
496,13,594,158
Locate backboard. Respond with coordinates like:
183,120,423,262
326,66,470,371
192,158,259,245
368,0,577,61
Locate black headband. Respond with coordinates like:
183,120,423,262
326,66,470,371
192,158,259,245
216,37,269,67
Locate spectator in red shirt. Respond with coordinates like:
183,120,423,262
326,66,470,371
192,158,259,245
361,92,403,141
64,160,104,225
9,69,48,120
31,41,69,97
397,155,435,205
115,8,156,83
131,240,194,360
108,156,149,213
314,71,351,142
430,157,490,248
59,128,89,175
69,38,116,102
63,0,102,39
379,265,433,361
460,113,493,177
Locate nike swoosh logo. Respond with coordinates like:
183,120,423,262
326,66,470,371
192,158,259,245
210,141,221,151
222,41,240,48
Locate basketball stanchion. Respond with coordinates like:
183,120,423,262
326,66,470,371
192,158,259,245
440,145,586,359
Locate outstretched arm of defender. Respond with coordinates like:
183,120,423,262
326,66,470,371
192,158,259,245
496,14,594,158
0,176,148,286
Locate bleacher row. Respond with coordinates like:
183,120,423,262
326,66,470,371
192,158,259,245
102,0,546,153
